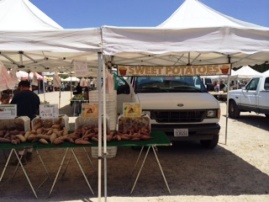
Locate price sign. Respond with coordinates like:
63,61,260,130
39,104,59,118
81,103,98,118
0,104,17,119
123,103,142,117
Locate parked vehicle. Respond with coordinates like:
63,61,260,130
200,76,214,91
116,75,221,149
228,75,269,118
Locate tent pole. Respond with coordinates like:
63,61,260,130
225,75,230,145
42,72,46,102
97,52,103,202
103,61,107,202
224,56,231,145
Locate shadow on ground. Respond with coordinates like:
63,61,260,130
228,114,269,131
1,142,269,201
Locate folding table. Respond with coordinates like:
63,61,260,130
33,142,95,197
105,131,172,194
0,142,49,199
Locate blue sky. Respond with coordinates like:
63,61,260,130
31,0,269,28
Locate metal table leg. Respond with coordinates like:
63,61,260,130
0,149,15,182
131,146,144,176
130,146,171,194
71,149,94,194
49,148,69,196
35,149,50,190
152,146,171,193
49,148,94,197
0,149,38,198
130,146,151,194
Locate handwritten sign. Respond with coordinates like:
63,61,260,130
39,104,59,119
123,103,142,117
118,64,231,77
81,103,98,118
74,60,88,77
0,104,17,119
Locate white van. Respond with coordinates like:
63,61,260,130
116,75,220,149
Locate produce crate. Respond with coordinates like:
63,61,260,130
75,116,99,129
31,115,69,131
88,90,117,131
117,114,151,133
0,116,30,132
75,116,117,158
91,146,117,158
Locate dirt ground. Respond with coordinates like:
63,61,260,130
0,92,269,202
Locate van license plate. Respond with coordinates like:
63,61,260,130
174,128,189,137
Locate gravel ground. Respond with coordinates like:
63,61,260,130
0,91,269,202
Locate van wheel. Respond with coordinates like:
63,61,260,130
228,100,240,118
200,135,219,149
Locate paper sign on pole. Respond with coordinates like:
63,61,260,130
0,104,17,119
123,103,142,117
74,60,88,77
39,104,59,119
81,103,98,118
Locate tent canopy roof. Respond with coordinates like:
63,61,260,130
0,0,62,30
158,0,267,29
0,0,268,75
102,0,269,68
0,28,102,73
102,26,269,68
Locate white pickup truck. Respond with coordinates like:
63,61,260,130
228,75,269,118
116,76,221,149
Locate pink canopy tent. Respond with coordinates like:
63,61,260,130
16,71,43,80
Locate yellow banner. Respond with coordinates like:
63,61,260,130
118,64,231,77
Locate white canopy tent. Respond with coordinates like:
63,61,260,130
101,0,269,149
0,0,100,73
0,1,105,199
61,76,80,82
0,28,103,199
158,0,266,29
102,0,269,68
1,0,269,199
232,65,262,78
263,69,269,75
0,0,63,30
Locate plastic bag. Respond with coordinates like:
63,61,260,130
106,69,114,94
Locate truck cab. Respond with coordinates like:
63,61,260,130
228,75,269,118
116,75,221,149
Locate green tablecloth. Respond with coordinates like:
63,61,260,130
0,131,171,150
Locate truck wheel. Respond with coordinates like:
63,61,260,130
228,100,240,118
200,135,219,149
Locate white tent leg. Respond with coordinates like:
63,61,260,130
225,75,231,145
97,52,103,202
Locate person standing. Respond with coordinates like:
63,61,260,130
0,90,11,104
10,80,40,165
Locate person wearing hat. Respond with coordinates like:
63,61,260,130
10,80,40,165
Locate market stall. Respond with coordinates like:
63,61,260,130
101,0,269,147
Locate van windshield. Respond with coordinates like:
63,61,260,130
135,76,207,93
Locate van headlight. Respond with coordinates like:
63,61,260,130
206,109,218,118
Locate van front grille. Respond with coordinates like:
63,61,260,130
150,110,206,123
